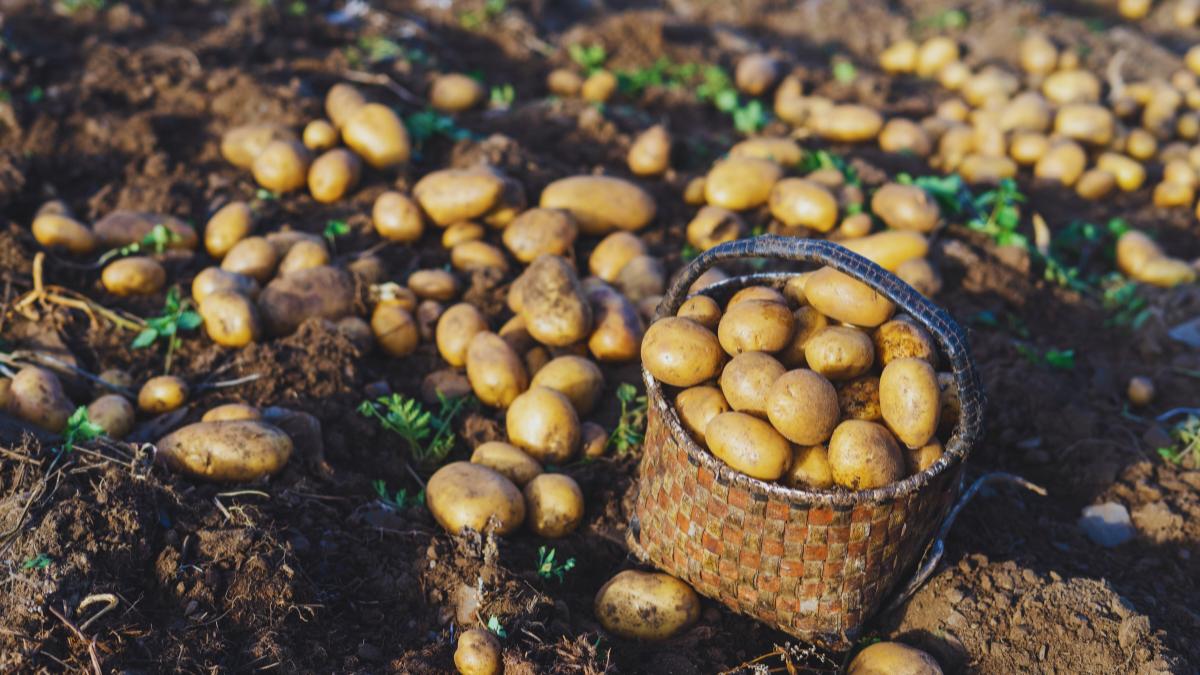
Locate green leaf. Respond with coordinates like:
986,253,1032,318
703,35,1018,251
177,311,202,331
832,59,857,83
132,328,159,349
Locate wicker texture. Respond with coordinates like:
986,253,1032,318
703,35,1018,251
627,236,984,648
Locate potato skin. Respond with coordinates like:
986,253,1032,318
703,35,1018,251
704,411,793,481
586,284,645,363
9,367,75,433
523,473,585,538
847,641,943,675
805,267,895,327
769,178,838,232
307,148,361,203
827,420,904,490
777,305,830,368
436,303,488,367
32,213,98,255
837,376,882,421
341,103,411,169
705,157,783,210
505,386,581,464
530,355,605,416
503,208,578,263
873,318,938,367
674,386,730,445
252,139,311,193
200,290,262,348
879,358,941,449
804,326,875,380
204,201,254,259
87,394,135,440
454,628,502,675
841,231,929,272
258,266,355,336
594,570,701,641
371,303,420,357
470,441,543,486
102,257,166,296
719,352,785,418
766,369,840,445
372,191,425,243
717,299,795,355
426,461,525,535
871,184,940,232
192,267,260,306
221,236,278,284
641,317,724,387
156,420,293,482
201,403,262,422
509,255,593,347
138,375,189,414
677,295,722,330
414,168,505,226
466,332,529,408
784,444,834,489
589,231,646,282
540,175,657,235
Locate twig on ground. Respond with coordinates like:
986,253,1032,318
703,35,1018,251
46,602,103,675
340,70,424,105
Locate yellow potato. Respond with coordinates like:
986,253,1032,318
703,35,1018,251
838,375,882,422
86,394,134,440
582,69,618,102
827,420,904,490
813,105,884,142
588,231,646,282
221,236,278,283
641,317,724,387
1019,34,1058,76
804,326,875,380
674,385,730,445
435,303,488,367
138,375,188,414
1154,180,1195,208
510,255,592,347
32,213,97,255
586,283,645,363
430,72,485,112
307,148,361,203
506,386,581,464
765,369,840,445
628,124,672,176
531,355,604,416
805,267,895,327
784,444,834,489
157,420,292,482
547,68,583,96
252,139,311,193
897,258,943,298
841,231,929,272
878,118,932,157
441,221,483,248
613,255,665,304
523,473,585,538
93,210,198,251
200,290,262,348
220,123,295,169
581,421,608,458
9,367,74,432
278,239,330,277
466,332,529,408
957,154,1017,183
880,39,918,73
677,295,721,330
258,266,356,336
471,441,543,486
719,352,785,418
705,157,783,211
503,208,578,263
426,461,525,535
192,267,260,305
880,357,941,449
325,83,367,129
454,628,502,675
873,318,937,366
1009,132,1050,165
1034,140,1087,186
302,119,338,152
683,176,707,205
847,641,943,675
204,201,253,259
413,167,505,227
704,411,793,480
906,439,944,474
341,103,411,169
1127,375,1155,407
686,206,743,251
717,299,794,355
201,403,262,422
735,53,779,96
730,137,803,166
451,241,509,273
1075,169,1117,201
777,305,829,367
916,36,959,78
408,269,459,302
769,178,838,232
371,191,424,243
688,267,729,294
1042,70,1101,105
839,212,873,239
540,175,657,235
102,256,166,296
1096,152,1145,192
371,302,419,357
594,570,700,641
871,184,939,233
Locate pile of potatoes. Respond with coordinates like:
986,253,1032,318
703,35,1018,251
642,269,959,491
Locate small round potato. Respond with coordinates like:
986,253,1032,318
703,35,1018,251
674,386,730,445
589,231,646,283
719,352,785,418
1127,375,1155,407
686,206,743,251
1019,33,1058,75
547,68,583,96
730,136,803,165
102,256,166,296
906,439,944,474
503,208,578,263
628,124,672,176
827,420,904,490
86,394,134,440
704,411,793,480
437,303,489,367
443,221,484,248
847,641,943,675
837,376,882,421
530,355,605,416
677,295,721,330
735,52,779,96
728,286,786,308
8,367,74,433
641,317,725,387
471,441,543,486
371,302,420,357
581,421,608,458
98,368,134,392
769,178,838,232
200,290,262,348
916,36,959,78
777,305,830,368
307,148,362,203
372,191,424,243
220,123,295,169
705,157,783,211
302,119,338,151
277,239,330,277
805,267,895,327
430,72,485,112
581,70,618,102
426,461,525,535
878,118,932,157
784,444,834,489
765,369,840,445
813,105,884,142
873,318,937,366
221,236,278,284
202,403,262,422
880,358,941,449
341,102,411,169
32,213,98,255
204,201,254,259
192,267,260,305
683,176,707,205
467,332,529,408
156,420,293,482
452,241,509,273
138,375,188,414
409,269,460,302
871,184,939,233
524,473,585,538
539,175,657,235
252,139,311,193
594,570,701,641
506,386,581,464
1096,152,1146,192
1034,140,1087,186
717,300,794,355
804,326,875,380
454,628,502,675
880,39,918,73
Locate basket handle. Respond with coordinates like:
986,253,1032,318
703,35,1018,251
657,235,984,452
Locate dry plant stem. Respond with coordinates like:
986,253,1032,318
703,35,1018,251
46,602,103,675
9,253,144,332
76,593,119,632
340,70,424,105
0,350,136,398
195,373,263,391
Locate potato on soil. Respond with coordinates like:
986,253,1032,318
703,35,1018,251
719,352,785,419
677,295,721,330
202,403,262,422
804,326,875,380
258,266,355,336
252,139,311,193
86,394,134,440
878,118,932,157
530,355,604,416
307,148,361,203
581,421,608,458
277,239,330,277
93,210,198,251
874,318,937,366
138,375,189,414
414,167,506,226
879,39,917,73
471,441,543,486
220,123,295,169
674,386,730,446
730,136,803,165
192,267,260,305
837,375,882,422
813,104,884,142
641,317,725,387
32,213,97,255
1034,140,1087,186
594,570,701,641
409,269,460,302
200,290,262,348
98,368,134,392
686,206,743,251
871,184,940,233
717,299,794,355
805,267,895,327
451,241,509,273
436,303,489,367
427,461,525,535
221,236,278,284
916,36,958,78
9,367,74,433
586,283,645,363
547,68,583,96
704,157,782,211
1117,230,1197,287
443,221,484,248
880,358,941,450
847,641,943,675
204,201,253,259
157,420,293,483
1127,376,1155,407
827,419,904,490
523,473,585,538
503,208,578,263
765,369,840,445
777,305,830,367
466,332,529,408
506,386,581,464
628,124,672,176
102,256,166,296
704,411,793,481
430,72,485,112
454,628,502,675
539,175,657,235
769,178,838,232
735,53,779,96
589,231,646,282
582,69,618,102
337,316,375,352
784,444,834,489
509,255,593,347
614,255,666,303
371,302,419,357
372,191,425,243
341,102,411,169
302,119,338,151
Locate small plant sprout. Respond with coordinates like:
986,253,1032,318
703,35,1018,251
832,56,858,83
132,287,202,373
536,546,576,582
373,479,423,509
568,43,607,74
459,0,506,30
485,615,508,638
1016,344,1075,370
608,383,648,454
22,553,51,571
97,223,181,265
357,392,476,466
694,65,769,134
404,110,472,151
323,219,351,251
1158,415,1200,465
254,188,278,201
61,406,105,452
802,150,861,187
489,83,515,109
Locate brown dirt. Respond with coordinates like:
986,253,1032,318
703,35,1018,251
0,0,1198,673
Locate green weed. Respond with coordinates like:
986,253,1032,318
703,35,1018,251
372,479,423,509
568,43,607,74
607,383,648,455
535,546,576,582
97,223,181,265
22,553,51,570
61,406,105,452
1158,415,1200,465
132,288,202,373
357,392,475,466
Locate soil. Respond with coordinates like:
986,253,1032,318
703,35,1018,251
0,0,1198,673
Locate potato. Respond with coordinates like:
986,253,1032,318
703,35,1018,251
1116,230,1197,286
688,267,728,294
735,52,779,95
839,212,873,239
813,105,884,142
525,346,551,375
435,303,488,367
85,394,134,440
686,206,743,251
841,231,928,272
586,283,644,362
673,386,729,446
430,72,485,112
510,255,592,347
765,369,840,445
804,326,874,380
523,473,584,538
369,191,424,243
547,68,583,96
614,255,665,304
221,236,278,283
726,137,801,167
414,167,505,226
258,266,355,336
138,375,188,414
9,367,74,432
704,411,793,480
1075,169,1116,201
827,420,904,490
1096,152,1145,192
581,70,618,103
307,148,361,203
641,317,724,387
471,441,543,486
807,267,894,327
777,305,829,367
426,461,526,535
837,375,882,422
785,444,834,489
717,299,794,355
341,103,411,169
725,286,786,309
531,355,604,416
369,302,419,357
1119,0,1151,19
199,290,262,348
874,318,937,367
880,358,941,449
1042,70,1101,105
704,157,782,211
628,124,671,176
502,208,578,263
957,154,1017,184
768,178,838,232
713,352,783,419
251,139,311,193
192,267,260,305
202,403,262,422
506,386,580,463
204,201,253,259
279,239,330,277
682,176,707,205
1127,375,1155,407
32,213,97,255
540,175,657,235
571,422,603,460
98,368,134,393
449,241,507,274
1019,33,1058,75
220,123,294,169
879,39,917,73
325,83,367,129
677,295,721,330
596,569,700,641
1033,140,1087,186
871,184,939,233
265,230,323,259
589,231,645,282
441,221,484,249
454,628,502,675
1009,132,1049,165
916,36,958,77
407,269,458,302
899,257,940,295
102,256,166,296
878,118,932,157
906,439,944,474
466,332,529,408
302,119,338,152
94,210,197,252
847,641,943,675
156,420,292,482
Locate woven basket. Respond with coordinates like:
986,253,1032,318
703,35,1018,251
627,235,985,649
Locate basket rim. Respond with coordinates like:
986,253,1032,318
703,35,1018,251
644,270,974,507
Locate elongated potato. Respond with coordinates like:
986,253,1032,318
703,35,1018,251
510,255,593,347
192,267,260,305
530,355,604,416
674,386,730,445
506,386,580,464
202,403,262,422
805,267,895,327
252,139,311,193
704,411,793,480
436,303,488,367
307,148,361,203
466,332,529,408
872,184,939,232
880,357,941,449
221,236,278,283
627,124,671,176
204,201,253,259
277,239,330,277
471,441,543,486
730,136,803,165
342,103,411,169
841,231,929,272
641,317,724,387
587,283,645,362
594,570,700,641
430,73,485,112
415,167,505,227
589,231,646,283
766,369,840,445
157,420,293,482
540,175,657,235
827,420,904,490
220,123,295,169
372,191,424,243
769,178,838,232
523,473,584,537
705,157,782,210
9,366,74,432
873,317,937,366
102,256,166,296
32,213,97,255
426,461,525,535
503,208,578,263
